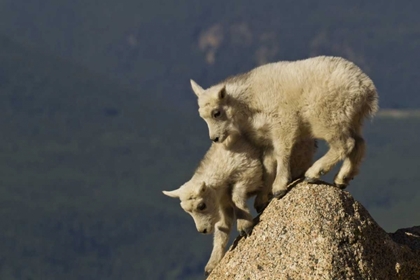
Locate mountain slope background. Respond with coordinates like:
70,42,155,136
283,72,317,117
1,0,420,108
0,1,419,279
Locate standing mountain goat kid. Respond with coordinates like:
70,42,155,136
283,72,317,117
163,137,316,275
190,56,378,198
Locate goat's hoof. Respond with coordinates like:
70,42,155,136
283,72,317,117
255,203,268,214
240,226,253,237
334,176,352,189
204,265,214,277
335,183,348,189
273,189,287,199
304,177,320,184
238,219,254,237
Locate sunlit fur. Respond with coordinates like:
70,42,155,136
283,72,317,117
191,56,378,195
163,137,316,275
255,138,317,211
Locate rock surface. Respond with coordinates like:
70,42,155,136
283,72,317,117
207,181,420,280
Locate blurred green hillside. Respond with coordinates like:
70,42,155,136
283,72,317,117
0,35,211,279
1,0,420,107
0,1,419,279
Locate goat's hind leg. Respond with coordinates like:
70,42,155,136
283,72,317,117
334,134,365,188
305,132,355,183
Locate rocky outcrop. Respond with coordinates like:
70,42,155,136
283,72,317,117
207,182,420,280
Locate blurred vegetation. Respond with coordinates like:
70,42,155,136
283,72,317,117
0,1,419,279
1,0,420,108
0,35,212,280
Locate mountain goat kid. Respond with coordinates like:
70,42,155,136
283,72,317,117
190,56,378,198
163,137,316,275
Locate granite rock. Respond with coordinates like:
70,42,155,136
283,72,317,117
207,181,420,280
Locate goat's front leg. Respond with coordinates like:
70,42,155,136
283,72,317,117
231,183,255,237
254,150,276,213
205,206,233,276
271,133,295,199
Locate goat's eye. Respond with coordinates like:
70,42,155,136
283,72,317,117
212,110,221,118
197,202,206,211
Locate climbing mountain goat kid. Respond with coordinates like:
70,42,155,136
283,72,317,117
163,138,316,275
190,56,378,198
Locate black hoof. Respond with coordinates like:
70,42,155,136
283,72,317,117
240,227,253,237
304,177,320,184
273,189,287,199
335,183,348,189
255,202,269,213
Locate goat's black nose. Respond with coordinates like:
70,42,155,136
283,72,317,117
202,229,207,234
211,137,219,143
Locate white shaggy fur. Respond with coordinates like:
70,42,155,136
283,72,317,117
191,56,378,197
163,137,316,274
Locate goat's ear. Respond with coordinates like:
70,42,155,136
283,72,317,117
216,84,226,100
162,188,181,198
198,182,207,194
190,79,204,97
